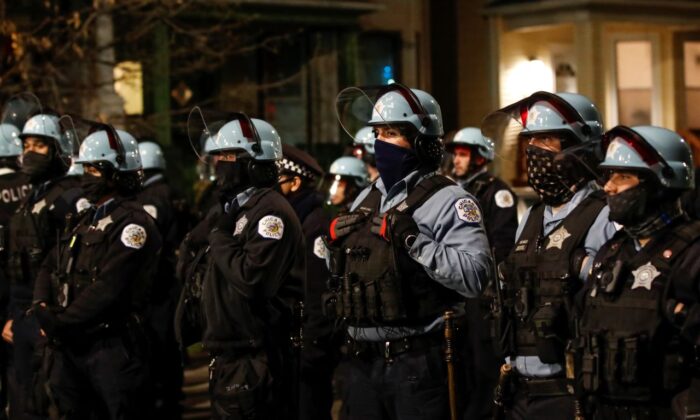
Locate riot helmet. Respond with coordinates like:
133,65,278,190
446,127,494,178
327,156,368,208
70,117,143,198
187,107,282,200
600,125,693,236
138,141,166,172
5,94,73,182
481,91,604,206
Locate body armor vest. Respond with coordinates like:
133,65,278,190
8,182,71,290
577,220,700,404
52,201,148,327
329,175,460,327
501,192,605,363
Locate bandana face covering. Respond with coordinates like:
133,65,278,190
374,140,420,192
21,152,54,183
607,184,649,227
80,173,110,202
526,145,575,206
215,159,252,203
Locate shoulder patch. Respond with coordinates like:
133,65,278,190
494,189,514,208
455,197,482,224
234,215,248,236
257,215,284,240
313,236,328,259
76,198,92,213
143,204,158,220
120,223,147,249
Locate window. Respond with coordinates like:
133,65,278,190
113,61,143,115
615,40,653,126
684,41,700,129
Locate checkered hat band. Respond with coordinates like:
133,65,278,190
277,157,314,179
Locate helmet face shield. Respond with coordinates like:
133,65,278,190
186,107,233,162
2,93,42,134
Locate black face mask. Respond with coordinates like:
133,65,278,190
526,146,575,206
215,160,251,201
80,174,111,202
21,152,54,182
607,184,650,227
374,140,420,191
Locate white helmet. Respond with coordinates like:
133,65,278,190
20,114,75,158
211,114,282,161
138,141,166,171
353,126,375,155
329,156,369,187
448,127,495,161
76,127,142,172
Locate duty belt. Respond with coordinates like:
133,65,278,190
346,330,443,362
516,374,569,398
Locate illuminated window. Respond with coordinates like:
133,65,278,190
113,61,144,115
615,41,653,126
684,41,700,129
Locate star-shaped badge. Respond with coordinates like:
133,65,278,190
32,199,46,215
631,262,660,290
94,215,113,232
546,226,571,250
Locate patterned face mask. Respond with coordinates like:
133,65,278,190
525,145,575,206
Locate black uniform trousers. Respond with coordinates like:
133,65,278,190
208,349,277,420
7,313,45,420
505,383,575,420
47,334,150,420
339,341,461,420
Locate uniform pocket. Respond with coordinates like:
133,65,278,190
209,353,273,420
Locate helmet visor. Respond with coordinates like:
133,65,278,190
186,107,235,162
2,93,42,131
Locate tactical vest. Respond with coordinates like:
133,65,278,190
501,192,605,363
329,175,461,327
464,173,494,201
577,221,700,403
8,181,72,289
52,201,150,326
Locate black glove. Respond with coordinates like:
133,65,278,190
328,212,368,243
33,304,66,338
370,211,419,250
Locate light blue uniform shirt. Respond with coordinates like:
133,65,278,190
509,181,618,377
345,170,493,341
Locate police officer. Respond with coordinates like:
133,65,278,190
32,125,161,419
0,115,31,420
3,108,82,418
574,125,700,419
481,92,618,419
446,127,517,263
328,83,491,419
446,127,519,419
277,143,335,420
327,156,368,211
137,141,186,418
200,113,304,419
351,127,378,182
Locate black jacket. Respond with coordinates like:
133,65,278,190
202,188,304,353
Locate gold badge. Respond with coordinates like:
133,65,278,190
546,226,571,250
